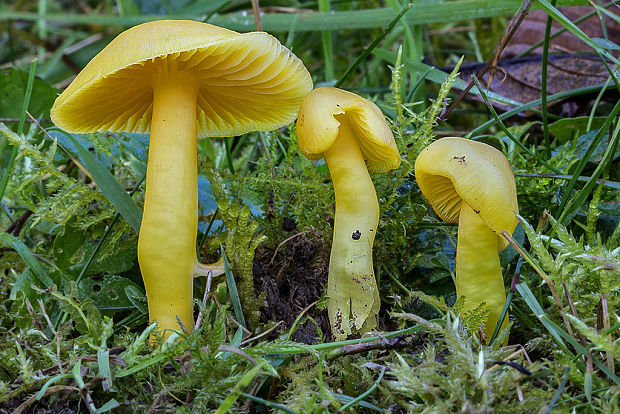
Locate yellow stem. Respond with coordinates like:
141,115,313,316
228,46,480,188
456,203,507,341
323,120,380,339
137,65,199,335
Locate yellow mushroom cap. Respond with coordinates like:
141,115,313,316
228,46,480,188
296,87,400,172
51,20,313,137
414,137,518,250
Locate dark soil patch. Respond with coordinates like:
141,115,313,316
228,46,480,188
253,223,330,344
0,393,79,414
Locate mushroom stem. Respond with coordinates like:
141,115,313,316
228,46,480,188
194,257,225,277
323,121,381,339
456,203,508,340
137,67,199,335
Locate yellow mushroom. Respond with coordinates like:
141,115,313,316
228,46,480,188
296,87,400,339
414,137,518,340
51,20,312,336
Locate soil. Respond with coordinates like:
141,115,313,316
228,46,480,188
253,219,331,344
0,394,79,414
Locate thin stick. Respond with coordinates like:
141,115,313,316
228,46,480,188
326,335,414,361
440,0,533,122
194,270,213,331
239,321,283,346
251,0,262,31
38,299,63,374
216,345,258,366
269,231,306,265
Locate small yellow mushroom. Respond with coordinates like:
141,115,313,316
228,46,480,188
415,137,519,340
296,87,400,339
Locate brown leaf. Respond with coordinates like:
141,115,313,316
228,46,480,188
502,6,620,58
460,54,610,114
458,6,619,115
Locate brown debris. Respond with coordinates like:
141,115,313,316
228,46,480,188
454,6,619,116
253,224,330,343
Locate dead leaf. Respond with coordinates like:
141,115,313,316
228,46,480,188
458,6,619,115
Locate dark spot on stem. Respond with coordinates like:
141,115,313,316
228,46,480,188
474,209,480,214
352,230,361,240
453,155,466,164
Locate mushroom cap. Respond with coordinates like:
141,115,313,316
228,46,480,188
414,137,518,250
296,87,400,173
51,20,312,137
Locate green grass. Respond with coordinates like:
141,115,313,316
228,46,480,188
0,0,619,412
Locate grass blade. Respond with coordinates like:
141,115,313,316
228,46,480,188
238,392,301,414
0,232,54,287
2,1,591,31
515,173,620,190
468,82,615,137
542,366,571,414
0,60,37,205
35,373,73,400
76,173,145,284
318,0,335,81
373,48,522,107
471,75,561,173
515,282,567,349
340,368,386,411
59,131,142,233
535,0,620,65
556,98,620,224
539,314,620,386
222,247,246,329
97,350,115,392
215,363,263,414
335,2,412,88
539,0,556,157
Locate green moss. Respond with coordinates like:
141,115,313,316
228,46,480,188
205,166,266,330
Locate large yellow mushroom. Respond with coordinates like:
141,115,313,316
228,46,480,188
414,137,518,340
51,20,312,336
296,87,400,339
